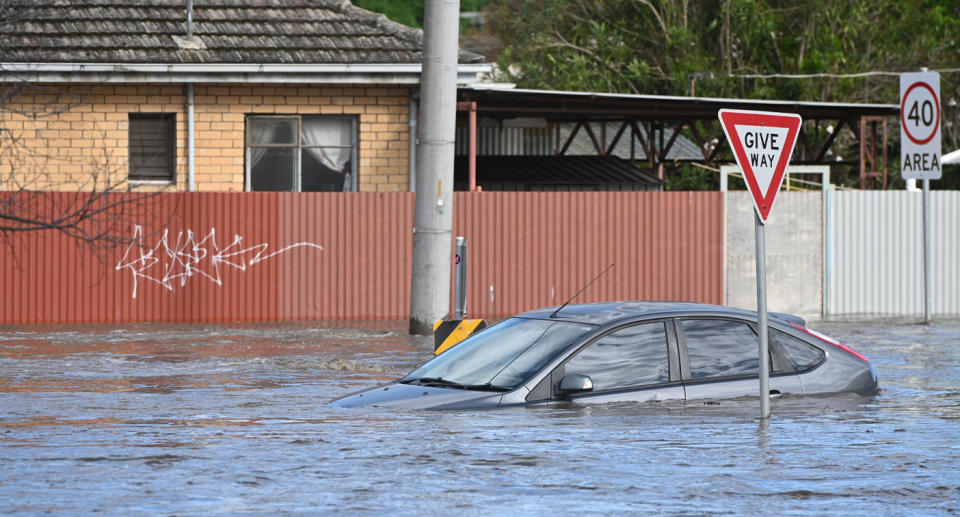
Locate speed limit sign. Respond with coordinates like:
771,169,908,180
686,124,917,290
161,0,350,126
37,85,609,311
900,71,941,179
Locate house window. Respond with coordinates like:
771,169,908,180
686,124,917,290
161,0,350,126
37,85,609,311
129,113,176,182
245,115,357,192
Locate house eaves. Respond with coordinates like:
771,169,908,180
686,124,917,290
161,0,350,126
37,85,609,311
0,62,492,84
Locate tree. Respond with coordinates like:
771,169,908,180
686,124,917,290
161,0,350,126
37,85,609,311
486,0,960,188
354,0,493,29
1,90,163,254
354,0,424,28
0,0,168,255
0,113,162,250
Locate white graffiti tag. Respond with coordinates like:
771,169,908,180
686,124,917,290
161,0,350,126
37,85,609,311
116,225,324,298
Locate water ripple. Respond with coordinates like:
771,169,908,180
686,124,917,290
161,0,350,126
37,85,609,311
0,320,957,515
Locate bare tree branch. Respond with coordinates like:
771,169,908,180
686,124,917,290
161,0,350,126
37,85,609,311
0,81,170,257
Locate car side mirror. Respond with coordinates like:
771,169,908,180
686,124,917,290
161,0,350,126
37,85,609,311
559,373,594,394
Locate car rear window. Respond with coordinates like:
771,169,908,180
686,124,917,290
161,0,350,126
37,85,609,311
771,329,825,372
681,319,759,379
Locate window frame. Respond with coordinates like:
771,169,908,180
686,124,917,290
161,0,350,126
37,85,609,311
128,112,176,183
244,114,358,192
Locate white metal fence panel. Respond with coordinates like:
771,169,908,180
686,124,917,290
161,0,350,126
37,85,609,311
828,190,960,317
725,191,823,321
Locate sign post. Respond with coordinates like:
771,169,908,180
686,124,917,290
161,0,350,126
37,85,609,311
900,71,941,323
718,109,802,420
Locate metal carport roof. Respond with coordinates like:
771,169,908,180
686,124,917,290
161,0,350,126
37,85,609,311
459,86,898,121
456,85,900,188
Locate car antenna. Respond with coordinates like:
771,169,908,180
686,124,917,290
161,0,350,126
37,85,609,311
549,263,615,319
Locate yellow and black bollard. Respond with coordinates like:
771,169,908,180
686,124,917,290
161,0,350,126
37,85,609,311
433,318,486,355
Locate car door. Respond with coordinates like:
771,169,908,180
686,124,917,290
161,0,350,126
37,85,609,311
550,320,685,404
676,317,803,400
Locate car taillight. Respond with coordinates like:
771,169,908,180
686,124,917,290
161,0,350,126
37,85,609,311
788,322,870,363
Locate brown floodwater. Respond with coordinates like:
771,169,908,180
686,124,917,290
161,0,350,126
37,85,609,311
0,319,957,514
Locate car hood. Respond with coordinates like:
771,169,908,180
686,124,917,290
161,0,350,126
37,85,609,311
329,382,505,410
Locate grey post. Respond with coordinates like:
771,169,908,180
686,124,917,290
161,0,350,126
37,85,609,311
923,179,932,323
755,211,771,419
409,0,461,335
454,236,467,319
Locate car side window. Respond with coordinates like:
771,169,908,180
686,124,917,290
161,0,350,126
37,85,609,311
771,329,825,372
681,319,759,379
563,322,670,391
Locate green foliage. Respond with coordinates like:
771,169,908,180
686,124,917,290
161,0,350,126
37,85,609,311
353,0,424,27
354,0,493,29
486,0,960,189
665,165,721,191
488,0,958,101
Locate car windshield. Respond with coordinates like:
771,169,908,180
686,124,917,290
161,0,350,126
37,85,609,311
401,318,596,390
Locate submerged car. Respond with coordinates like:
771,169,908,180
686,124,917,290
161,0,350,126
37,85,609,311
331,302,878,410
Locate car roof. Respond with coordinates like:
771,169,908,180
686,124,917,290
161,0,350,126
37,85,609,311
516,301,805,327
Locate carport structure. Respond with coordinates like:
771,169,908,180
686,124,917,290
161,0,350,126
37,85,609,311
456,86,899,189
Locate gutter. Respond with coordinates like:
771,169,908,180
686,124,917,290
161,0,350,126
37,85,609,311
0,63,492,85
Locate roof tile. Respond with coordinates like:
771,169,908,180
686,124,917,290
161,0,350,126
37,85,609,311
1,0,484,64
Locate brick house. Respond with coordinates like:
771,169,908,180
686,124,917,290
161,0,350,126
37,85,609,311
0,0,488,193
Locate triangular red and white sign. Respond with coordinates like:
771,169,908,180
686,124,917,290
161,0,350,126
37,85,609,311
718,109,802,223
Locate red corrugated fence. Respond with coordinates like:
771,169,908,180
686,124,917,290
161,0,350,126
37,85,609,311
0,191,722,324
453,191,723,319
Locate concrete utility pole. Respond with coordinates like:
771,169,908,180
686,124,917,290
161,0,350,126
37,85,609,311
409,0,461,335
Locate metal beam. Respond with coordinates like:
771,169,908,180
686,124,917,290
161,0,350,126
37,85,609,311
581,122,603,154
815,119,846,162
859,116,888,189
605,122,629,156
558,122,583,155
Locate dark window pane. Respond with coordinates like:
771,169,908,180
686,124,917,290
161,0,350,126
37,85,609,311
682,319,759,379
250,148,295,191
564,323,669,391
772,329,825,372
129,114,174,181
302,150,350,192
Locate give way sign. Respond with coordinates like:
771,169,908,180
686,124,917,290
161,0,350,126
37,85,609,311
718,109,802,223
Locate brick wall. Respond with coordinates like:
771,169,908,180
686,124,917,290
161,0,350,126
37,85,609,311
0,83,412,192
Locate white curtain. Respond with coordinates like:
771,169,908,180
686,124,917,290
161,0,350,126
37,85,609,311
248,117,353,191
249,120,275,169
301,118,351,172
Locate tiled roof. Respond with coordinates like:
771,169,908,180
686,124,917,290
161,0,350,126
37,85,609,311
1,0,484,64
